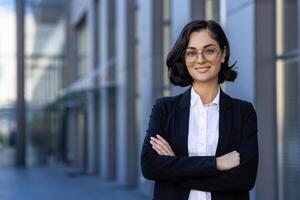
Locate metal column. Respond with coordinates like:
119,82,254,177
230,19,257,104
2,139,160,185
16,0,26,167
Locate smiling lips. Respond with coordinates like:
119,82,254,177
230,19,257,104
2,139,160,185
195,66,210,73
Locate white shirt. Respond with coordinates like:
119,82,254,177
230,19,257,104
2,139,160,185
188,87,220,200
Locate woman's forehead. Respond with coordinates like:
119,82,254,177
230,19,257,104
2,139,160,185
188,30,219,48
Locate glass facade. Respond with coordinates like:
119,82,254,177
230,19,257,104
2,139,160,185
205,0,220,21
0,0,16,167
276,0,300,199
1,0,299,199
25,0,66,164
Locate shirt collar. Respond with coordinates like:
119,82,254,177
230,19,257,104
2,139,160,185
190,86,220,109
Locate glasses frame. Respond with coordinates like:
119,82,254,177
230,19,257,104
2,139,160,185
183,46,222,62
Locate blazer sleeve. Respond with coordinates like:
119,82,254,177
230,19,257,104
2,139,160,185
140,98,218,181
178,103,259,191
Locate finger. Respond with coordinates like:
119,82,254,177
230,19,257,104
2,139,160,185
152,146,162,155
155,136,175,156
151,137,169,150
150,137,167,149
150,140,163,155
152,144,169,155
150,140,171,156
235,151,240,156
152,145,163,155
150,140,169,155
151,137,172,155
156,135,173,150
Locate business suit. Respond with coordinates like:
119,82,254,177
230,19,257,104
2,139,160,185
140,87,258,200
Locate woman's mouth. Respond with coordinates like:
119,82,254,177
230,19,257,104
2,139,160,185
195,67,210,73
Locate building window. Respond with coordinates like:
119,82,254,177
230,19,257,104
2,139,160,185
276,0,300,199
76,17,88,78
205,0,220,21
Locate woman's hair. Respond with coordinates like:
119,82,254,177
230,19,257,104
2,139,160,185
166,20,237,86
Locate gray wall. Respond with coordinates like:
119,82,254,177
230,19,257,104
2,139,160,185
64,0,282,199
224,0,278,199
224,0,255,103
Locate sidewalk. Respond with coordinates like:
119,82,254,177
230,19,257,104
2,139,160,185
0,165,150,200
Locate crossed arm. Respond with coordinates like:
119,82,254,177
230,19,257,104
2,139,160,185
150,130,258,192
150,135,240,172
140,99,258,192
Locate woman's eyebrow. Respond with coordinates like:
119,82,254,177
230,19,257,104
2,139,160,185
203,44,218,48
186,47,197,50
186,44,218,50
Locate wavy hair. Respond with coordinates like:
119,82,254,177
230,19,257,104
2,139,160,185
167,20,237,86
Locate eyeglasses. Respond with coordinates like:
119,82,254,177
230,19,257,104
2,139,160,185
184,46,221,62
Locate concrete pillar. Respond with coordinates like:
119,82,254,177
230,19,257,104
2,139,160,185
16,0,26,167
115,0,138,186
86,0,97,174
137,0,154,195
191,0,205,20
98,0,117,180
86,91,96,173
254,1,277,200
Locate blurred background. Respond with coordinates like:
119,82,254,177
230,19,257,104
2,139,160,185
0,0,298,200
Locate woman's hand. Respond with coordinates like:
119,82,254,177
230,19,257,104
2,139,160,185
150,135,175,156
216,151,240,171
150,135,239,170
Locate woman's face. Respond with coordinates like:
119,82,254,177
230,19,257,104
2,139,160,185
184,29,226,85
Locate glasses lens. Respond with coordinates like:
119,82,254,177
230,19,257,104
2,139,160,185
203,47,218,61
184,47,220,62
184,50,198,61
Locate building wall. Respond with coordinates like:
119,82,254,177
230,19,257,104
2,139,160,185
224,0,255,103
224,1,278,200
59,0,299,199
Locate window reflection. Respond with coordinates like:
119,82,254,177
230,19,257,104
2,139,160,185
276,58,300,200
206,0,220,21
25,0,66,164
76,18,88,78
276,0,299,199
0,0,17,167
276,0,298,54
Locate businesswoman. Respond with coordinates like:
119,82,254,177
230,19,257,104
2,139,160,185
140,20,258,200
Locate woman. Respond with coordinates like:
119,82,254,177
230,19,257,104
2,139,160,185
140,20,258,200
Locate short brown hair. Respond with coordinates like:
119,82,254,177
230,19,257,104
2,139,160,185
166,20,237,86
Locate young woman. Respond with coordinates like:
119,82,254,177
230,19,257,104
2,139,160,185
140,20,258,200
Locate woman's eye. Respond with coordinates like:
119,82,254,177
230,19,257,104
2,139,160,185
204,48,216,55
187,51,197,57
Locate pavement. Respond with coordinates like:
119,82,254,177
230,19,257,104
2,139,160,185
0,165,150,200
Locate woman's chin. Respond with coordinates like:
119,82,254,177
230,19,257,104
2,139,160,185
192,75,218,84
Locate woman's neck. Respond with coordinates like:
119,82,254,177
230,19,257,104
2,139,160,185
192,81,219,105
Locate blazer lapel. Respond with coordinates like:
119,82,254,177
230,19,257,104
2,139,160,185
174,87,191,156
215,89,233,156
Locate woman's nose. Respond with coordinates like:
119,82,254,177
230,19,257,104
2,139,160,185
196,52,205,63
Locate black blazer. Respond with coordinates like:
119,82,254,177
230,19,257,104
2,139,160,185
141,87,258,200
